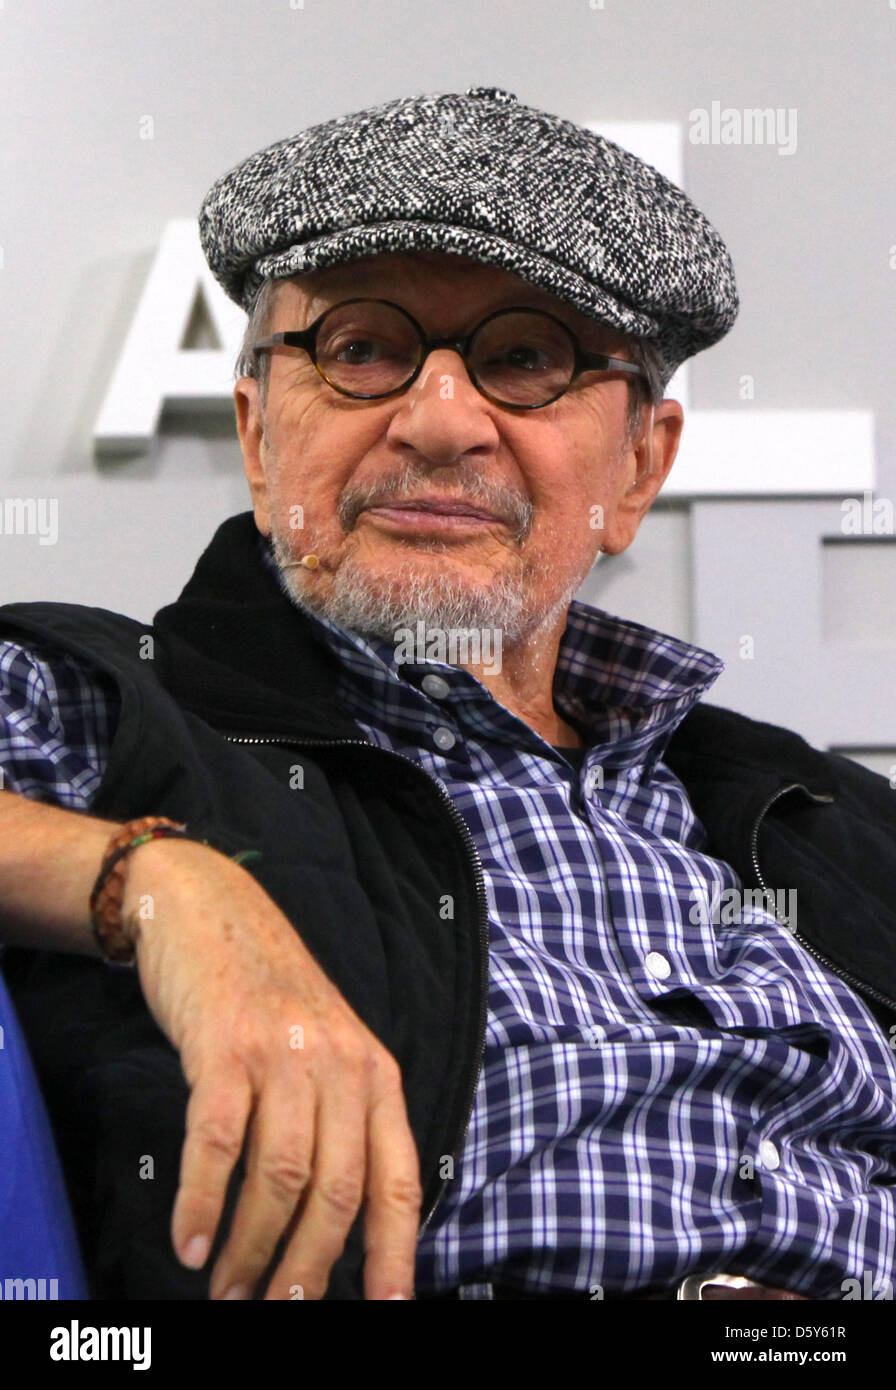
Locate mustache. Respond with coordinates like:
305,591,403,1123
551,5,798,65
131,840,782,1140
336,461,535,543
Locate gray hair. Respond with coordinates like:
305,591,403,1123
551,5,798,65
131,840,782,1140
623,336,665,441
235,277,279,399
235,276,667,438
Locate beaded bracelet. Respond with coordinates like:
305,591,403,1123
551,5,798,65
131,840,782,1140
89,817,189,965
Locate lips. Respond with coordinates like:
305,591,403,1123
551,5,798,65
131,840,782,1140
363,498,504,523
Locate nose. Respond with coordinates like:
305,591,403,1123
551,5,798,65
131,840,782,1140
385,348,501,466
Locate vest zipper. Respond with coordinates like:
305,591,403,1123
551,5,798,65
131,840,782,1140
750,782,896,1012
221,733,489,1231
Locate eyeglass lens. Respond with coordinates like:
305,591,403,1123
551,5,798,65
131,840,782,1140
314,302,577,406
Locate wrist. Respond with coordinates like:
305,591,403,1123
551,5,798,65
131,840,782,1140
119,833,240,957
90,817,189,964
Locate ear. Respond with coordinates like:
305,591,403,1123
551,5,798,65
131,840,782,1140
234,376,272,536
600,399,684,555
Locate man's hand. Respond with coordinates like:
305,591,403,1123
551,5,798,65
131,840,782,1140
122,835,422,1300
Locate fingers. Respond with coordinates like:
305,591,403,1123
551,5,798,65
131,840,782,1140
207,1071,317,1300
171,1011,422,1301
260,1059,422,1301
360,1084,424,1301
171,1066,254,1274
260,1062,370,1300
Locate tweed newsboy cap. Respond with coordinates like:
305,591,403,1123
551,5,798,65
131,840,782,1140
199,86,738,384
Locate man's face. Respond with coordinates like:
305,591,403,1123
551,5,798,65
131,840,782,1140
234,252,683,648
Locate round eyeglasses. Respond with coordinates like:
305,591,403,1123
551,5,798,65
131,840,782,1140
250,297,647,410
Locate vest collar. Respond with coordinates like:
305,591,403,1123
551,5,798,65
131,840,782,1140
150,510,835,800
152,511,363,740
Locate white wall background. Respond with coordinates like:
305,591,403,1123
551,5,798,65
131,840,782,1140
0,0,894,763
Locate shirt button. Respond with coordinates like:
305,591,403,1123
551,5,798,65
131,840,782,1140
421,673,450,700
433,726,457,751
645,951,672,980
758,1140,780,1171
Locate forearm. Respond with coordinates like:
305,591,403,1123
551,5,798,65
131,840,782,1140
0,787,123,955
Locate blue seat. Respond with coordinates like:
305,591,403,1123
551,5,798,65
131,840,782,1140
0,967,89,1299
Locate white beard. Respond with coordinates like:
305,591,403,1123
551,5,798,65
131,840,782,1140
263,455,588,652
269,525,587,654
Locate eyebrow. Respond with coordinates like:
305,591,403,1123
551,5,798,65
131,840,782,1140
285,281,631,353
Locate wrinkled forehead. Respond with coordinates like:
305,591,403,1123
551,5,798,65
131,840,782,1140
265,251,637,353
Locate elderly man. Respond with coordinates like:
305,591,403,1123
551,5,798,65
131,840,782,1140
1,88,895,1305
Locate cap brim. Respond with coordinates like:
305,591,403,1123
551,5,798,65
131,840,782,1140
249,221,659,344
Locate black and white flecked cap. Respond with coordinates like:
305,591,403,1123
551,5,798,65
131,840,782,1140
199,87,738,385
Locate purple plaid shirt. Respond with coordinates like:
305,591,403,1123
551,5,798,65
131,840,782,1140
2,564,895,1300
